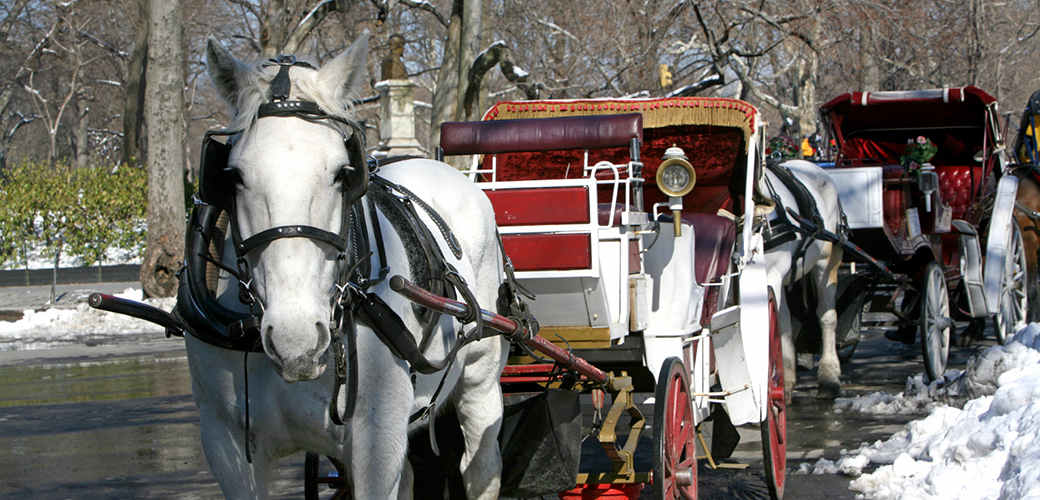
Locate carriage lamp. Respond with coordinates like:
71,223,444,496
656,146,697,236
918,163,938,212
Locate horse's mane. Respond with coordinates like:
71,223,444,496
225,58,360,134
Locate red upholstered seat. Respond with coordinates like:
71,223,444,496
681,213,736,285
935,166,982,220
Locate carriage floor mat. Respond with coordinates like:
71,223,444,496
499,389,582,498
884,328,917,345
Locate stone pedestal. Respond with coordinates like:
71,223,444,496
376,79,424,158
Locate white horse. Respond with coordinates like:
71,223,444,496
189,34,508,499
762,159,845,400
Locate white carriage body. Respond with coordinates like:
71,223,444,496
440,98,774,428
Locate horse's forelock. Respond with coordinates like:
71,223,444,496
225,60,359,134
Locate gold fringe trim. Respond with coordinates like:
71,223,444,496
481,97,758,141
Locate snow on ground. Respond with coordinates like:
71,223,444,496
0,287,172,349
797,323,1040,500
0,245,141,271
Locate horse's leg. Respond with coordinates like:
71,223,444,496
196,406,278,500
351,334,413,500
453,338,508,500
398,458,415,500
186,339,277,500
1015,209,1040,323
814,242,843,400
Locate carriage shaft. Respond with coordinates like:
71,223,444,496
388,275,609,385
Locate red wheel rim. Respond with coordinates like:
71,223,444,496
762,289,786,500
653,358,697,500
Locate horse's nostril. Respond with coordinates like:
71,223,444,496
263,325,283,362
311,321,330,357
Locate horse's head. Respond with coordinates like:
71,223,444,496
206,33,369,382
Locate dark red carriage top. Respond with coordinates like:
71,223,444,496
821,86,998,166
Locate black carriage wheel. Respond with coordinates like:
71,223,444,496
761,288,786,500
305,452,320,500
653,357,698,500
995,220,1028,345
920,261,952,382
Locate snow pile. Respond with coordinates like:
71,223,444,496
832,369,969,416
0,287,173,347
798,324,1040,499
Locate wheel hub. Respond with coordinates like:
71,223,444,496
674,467,695,486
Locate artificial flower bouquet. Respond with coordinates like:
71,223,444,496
900,136,938,174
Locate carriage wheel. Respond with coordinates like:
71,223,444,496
994,220,1028,345
920,262,952,382
653,357,697,500
305,453,349,500
761,288,786,500
305,452,320,500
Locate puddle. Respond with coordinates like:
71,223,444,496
0,350,191,407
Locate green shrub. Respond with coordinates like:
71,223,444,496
0,161,147,268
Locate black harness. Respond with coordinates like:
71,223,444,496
175,55,491,441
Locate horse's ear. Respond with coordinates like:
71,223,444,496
206,37,248,110
315,31,370,104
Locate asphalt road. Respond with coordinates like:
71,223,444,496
0,290,995,499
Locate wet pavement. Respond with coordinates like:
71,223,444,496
0,294,997,499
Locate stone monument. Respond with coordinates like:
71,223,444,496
376,35,423,157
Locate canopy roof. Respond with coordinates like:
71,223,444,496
821,87,998,149
483,97,758,143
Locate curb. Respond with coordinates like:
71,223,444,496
0,265,140,288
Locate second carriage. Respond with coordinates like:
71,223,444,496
819,86,1028,381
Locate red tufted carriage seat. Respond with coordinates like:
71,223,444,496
935,165,983,220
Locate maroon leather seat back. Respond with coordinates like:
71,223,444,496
681,213,737,285
440,114,642,155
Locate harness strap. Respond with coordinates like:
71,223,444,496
371,177,464,260
237,225,349,255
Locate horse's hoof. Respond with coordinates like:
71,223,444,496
816,382,843,400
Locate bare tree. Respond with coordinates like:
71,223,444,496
140,0,185,297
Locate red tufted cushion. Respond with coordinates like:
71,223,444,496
935,166,983,220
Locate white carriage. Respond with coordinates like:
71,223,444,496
433,97,787,499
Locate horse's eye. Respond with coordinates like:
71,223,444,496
333,165,353,185
228,168,244,187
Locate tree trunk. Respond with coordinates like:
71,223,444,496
858,26,879,91
453,0,482,122
261,0,290,58
122,0,148,168
140,0,185,298
73,88,90,168
796,43,818,139
429,0,464,158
